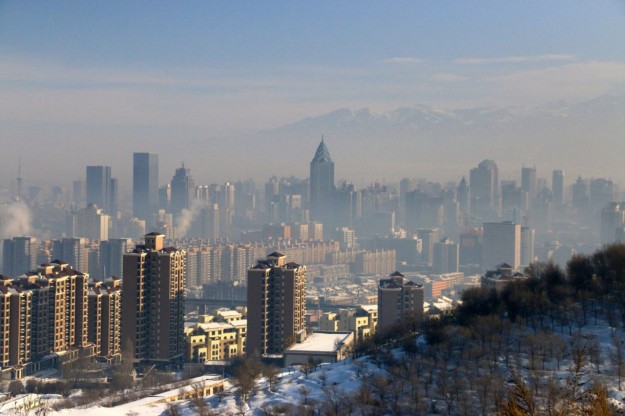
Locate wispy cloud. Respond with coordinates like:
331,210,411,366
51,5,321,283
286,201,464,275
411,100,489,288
453,54,577,65
381,57,424,64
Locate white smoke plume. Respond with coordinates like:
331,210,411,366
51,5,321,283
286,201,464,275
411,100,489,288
0,201,32,239
174,199,205,238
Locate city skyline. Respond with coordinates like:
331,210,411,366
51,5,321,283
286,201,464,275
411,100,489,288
1,2,625,186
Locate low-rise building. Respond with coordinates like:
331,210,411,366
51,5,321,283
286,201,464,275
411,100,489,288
283,331,354,366
318,305,378,341
185,310,247,363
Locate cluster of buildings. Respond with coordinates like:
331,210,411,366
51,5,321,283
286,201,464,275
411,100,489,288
5,139,625,381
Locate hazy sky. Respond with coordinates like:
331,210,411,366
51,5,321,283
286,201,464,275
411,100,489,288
2,2,625,188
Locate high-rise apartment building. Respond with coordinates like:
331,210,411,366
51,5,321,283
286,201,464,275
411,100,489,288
470,160,500,220
88,278,122,359
52,238,89,273
66,204,109,241
133,153,159,224
2,237,39,277
20,261,90,363
309,139,335,222
416,228,440,267
432,238,460,274
483,221,521,270
121,233,186,368
247,252,306,356
378,271,424,332
0,277,31,378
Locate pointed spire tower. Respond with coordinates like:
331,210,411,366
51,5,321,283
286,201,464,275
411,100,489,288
310,136,335,221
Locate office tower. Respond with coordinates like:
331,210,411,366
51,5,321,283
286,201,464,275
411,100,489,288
86,166,118,215
247,252,306,356
433,238,460,274
416,228,440,267
309,138,335,222
590,178,616,210
407,190,445,230
121,233,186,368
552,170,565,205
2,237,38,277
88,278,122,359
399,178,415,205
99,238,132,278
483,221,521,270
600,203,625,244
501,181,528,215
520,226,535,267
521,166,537,200
159,184,171,211
67,204,110,241
170,164,195,218
52,238,89,273
133,153,159,223
572,176,589,211
19,261,89,362
469,160,499,220
72,179,84,205
378,271,424,332
0,278,32,376
456,177,470,218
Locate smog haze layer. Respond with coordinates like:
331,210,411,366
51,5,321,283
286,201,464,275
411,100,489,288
1,2,625,189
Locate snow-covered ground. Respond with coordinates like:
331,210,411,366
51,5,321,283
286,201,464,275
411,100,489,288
4,319,625,415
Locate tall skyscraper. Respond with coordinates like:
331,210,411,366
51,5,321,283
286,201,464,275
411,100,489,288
552,170,565,205
170,163,195,218
521,166,537,200
483,221,521,270
456,177,470,216
133,153,159,223
470,160,500,221
86,166,118,214
378,271,424,332
247,252,306,356
121,233,186,368
309,138,335,222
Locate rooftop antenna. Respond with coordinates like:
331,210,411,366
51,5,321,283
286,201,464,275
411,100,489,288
17,158,22,203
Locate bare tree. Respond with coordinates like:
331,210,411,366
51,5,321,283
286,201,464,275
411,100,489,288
611,332,625,390
263,364,280,392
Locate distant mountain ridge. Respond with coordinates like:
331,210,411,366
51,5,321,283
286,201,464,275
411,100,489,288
258,94,625,182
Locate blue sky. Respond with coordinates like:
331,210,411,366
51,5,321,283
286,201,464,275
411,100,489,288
1,1,625,185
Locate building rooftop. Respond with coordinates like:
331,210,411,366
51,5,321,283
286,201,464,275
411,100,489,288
312,138,333,163
285,332,351,353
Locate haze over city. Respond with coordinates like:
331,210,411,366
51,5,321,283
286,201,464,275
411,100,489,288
2,2,625,188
